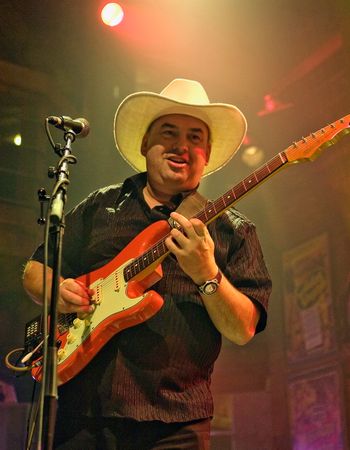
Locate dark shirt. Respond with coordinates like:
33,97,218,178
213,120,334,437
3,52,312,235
31,172,271,423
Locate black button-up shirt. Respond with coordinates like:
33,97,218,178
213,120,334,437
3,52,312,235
31,172,271,422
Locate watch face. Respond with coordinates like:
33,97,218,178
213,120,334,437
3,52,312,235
203,281,218,295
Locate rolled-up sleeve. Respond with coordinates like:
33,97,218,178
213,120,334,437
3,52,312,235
209,208,272,333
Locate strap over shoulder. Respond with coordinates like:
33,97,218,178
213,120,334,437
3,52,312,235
175,190,208,219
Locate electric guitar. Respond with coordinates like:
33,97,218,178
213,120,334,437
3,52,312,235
22,114,350,385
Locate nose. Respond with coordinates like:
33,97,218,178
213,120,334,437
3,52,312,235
172,136,189,153
172,145,188,154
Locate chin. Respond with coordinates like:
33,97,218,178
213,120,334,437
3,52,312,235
172,180,198,193
160,169,200,191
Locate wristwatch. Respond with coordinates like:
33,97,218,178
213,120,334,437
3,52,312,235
197,270,222,295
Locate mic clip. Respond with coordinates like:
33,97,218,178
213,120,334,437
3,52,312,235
37,188,50,225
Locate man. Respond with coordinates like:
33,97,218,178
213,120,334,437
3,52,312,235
23,78,271,449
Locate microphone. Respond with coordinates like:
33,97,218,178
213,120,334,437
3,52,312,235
47,115,90,138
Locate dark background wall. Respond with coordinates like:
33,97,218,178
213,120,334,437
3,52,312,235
0,1,349,448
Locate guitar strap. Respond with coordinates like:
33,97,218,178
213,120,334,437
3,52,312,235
174,190,209,219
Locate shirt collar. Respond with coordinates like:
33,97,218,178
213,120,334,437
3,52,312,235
124,172,198,209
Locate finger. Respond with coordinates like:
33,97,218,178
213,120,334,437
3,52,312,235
60,286,92,310
190,218,207,237
75,279,95,297
61,279,92,301
170,212,197,238
165,235,185,255
58,288,95,313
169,227,190,248
63,291,92,307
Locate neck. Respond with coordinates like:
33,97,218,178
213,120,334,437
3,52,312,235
143,183,175,208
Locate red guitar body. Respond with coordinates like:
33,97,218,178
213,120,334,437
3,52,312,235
32,220,170,385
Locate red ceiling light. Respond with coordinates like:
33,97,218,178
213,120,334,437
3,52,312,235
101,3,124,27
257,94,293,117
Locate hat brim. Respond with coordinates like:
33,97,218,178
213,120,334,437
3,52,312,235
114,91,247,177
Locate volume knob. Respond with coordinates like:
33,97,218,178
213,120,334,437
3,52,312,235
67,332,76,344
57,348,66,361
73,318,83,328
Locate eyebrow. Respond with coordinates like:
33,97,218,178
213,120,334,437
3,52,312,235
160,123,205,134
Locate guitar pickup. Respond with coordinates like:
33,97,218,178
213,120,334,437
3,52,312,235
91,284,102,304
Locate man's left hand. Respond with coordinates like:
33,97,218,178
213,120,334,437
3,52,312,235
165,211,218,285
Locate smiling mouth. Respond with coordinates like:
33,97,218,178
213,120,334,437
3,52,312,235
166,155,189,166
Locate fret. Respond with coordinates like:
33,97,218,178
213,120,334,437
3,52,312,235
255,165,270,179
279,151,288,164
243,174,258,189
234,182,246,198
124,265,133,282
196,210,207,222
125,266,131,278
223,190,236,204
130,263,136,278
154,242,163,260
214,197,226,212
206,202,217,221
201,208,209,223
159,239,168,256
138,254,146,271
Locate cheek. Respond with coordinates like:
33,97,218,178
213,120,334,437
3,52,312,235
194,147,209,165
144,145,165,165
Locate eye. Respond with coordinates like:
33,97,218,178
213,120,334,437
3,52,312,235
161,129,176,138
189,133,202,143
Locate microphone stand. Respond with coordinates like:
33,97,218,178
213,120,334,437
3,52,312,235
39,129,78,450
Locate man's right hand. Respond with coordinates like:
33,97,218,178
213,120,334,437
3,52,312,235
22,261,96,317
58,279,95,315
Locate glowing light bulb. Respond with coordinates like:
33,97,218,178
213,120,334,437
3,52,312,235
241,146,265,167
14,134,22,146
101,3,124,27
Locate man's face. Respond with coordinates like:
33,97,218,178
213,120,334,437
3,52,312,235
141,114,211,194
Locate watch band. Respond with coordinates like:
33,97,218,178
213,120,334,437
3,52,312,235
197,270,222,295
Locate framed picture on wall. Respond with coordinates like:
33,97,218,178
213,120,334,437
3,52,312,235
283,233,336,362
288,367,346,450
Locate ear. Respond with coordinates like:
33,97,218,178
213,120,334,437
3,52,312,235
205,143,212,165
141,134,149,156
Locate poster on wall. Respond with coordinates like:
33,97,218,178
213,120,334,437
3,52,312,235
283,233,336,362
288,368,345,450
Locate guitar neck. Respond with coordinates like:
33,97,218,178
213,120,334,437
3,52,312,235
196,151,289,225
124,151,289,281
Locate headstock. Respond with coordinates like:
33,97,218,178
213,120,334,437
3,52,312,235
285,114,350,163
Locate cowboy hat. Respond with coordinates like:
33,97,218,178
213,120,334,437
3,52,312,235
114,78,247,176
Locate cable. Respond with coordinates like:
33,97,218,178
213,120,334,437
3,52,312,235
4,348,32,373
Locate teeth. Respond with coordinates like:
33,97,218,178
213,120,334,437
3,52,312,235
169,158,186,163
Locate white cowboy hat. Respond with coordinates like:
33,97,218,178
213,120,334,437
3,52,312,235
113,78,247,176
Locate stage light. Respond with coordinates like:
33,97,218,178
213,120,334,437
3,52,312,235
241,145,265,167
13,134,22,146
101,3,124,27
257,94,293,117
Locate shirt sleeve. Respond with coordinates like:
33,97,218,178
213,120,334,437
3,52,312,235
29,191,97,278
209,208,272,333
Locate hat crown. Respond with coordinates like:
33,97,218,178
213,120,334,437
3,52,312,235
159,78,210,106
